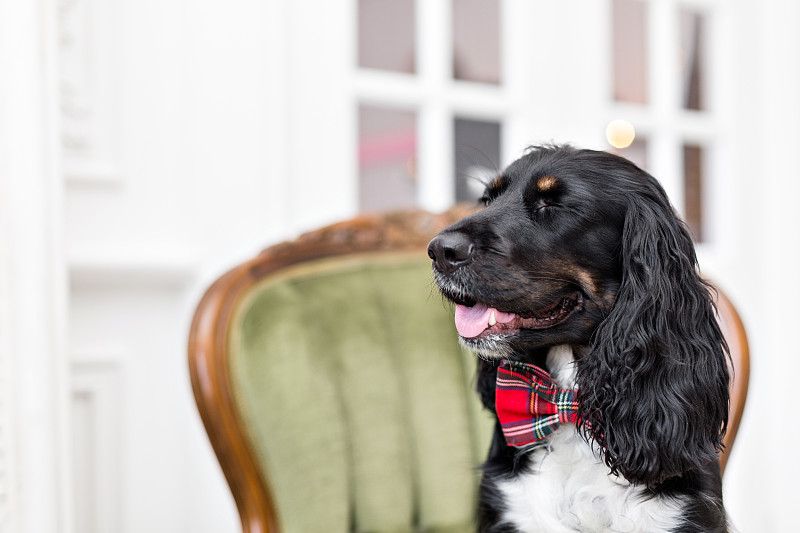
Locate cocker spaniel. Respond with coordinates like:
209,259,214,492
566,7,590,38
428,145,730,532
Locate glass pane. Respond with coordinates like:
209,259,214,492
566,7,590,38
612,0,648,104
452,0,501,84
680,10,707,111
454,118,501,203
358,0,415,73
684,143,704,241
358,105,418,212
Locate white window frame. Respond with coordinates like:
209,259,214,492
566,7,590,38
353,0,517,213
605,0,731,268
286,0,732,269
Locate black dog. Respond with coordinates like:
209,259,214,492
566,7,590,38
428,145,730,532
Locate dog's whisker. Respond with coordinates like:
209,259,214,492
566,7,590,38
483,247,507,258
456,144,502,178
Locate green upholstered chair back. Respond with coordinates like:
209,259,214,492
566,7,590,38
189,209,493,533
189,209,748,533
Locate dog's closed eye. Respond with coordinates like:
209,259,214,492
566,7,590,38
480,175,509,206
531,199,559,212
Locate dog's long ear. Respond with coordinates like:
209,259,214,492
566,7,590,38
576,181,730,487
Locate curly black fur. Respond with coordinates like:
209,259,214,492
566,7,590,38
575,163,730,487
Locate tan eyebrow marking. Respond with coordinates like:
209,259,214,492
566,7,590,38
575,269,598,296
537,176,558,192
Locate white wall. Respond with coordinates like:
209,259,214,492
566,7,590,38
720,1,800,532
60,0,362,531
60,1,299,531
2,0,800,531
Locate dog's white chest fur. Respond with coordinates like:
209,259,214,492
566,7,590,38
494,346,686,533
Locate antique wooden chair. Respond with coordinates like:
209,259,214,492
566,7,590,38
188,208,748,533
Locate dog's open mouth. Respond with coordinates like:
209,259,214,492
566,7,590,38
454,293,583,339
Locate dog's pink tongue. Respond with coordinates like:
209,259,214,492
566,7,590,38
454,304,515,338
455,304,491,338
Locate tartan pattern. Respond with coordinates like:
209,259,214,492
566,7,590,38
495,359,579,446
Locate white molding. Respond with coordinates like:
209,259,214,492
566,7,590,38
63,159,124,187
69,252,197,290
70,358,123,533
57,0,124,189
71,349,128,367
0,213,18,533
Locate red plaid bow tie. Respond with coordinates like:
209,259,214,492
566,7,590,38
495,360,579,446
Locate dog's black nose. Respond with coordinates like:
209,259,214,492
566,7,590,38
427,233,475,274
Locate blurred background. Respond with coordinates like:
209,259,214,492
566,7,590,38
1,0,798,531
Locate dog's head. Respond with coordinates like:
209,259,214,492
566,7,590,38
429,145,627,358
428,145,729,487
